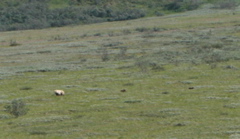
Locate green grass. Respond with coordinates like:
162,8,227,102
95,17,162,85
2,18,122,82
0,5,240,138
1,62,240,138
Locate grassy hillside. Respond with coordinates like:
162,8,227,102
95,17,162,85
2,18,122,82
0,4,240,138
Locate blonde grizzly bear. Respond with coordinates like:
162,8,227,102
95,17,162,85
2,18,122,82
54,90,65,96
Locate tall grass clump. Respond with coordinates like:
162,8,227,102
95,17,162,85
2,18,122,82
4,99,29,118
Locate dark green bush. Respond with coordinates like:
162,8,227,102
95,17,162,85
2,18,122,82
0,1,147,31
164,0,202,12
0,1,50,31
150,63,165,71
135,27,150,32
4,99,29,118
0,0,211,31
20,86,33,90
9,39,21,46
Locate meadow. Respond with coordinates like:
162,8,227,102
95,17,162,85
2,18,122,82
0,4,240,138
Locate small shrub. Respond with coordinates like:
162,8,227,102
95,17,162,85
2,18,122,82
81,33,88,38
9,39,21,47
135,27,150,32
0,114,11,120
210,43,224,49
150,63,165,71
51,35,63,41
80,58,87,63
224,65,237,69
20,86,32,90
152,27,164,32
122,29,131,35
100,48,110,62
174,122,186,127
37,50,52,54
94,33,102,36
162,91,169,94
135,59,150,72
4,99,29,118
210,63,218,69
204,52,226,64
108,31,114,37
103,42,122,47
116,47,128,60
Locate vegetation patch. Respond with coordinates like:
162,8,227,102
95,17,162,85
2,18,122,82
4,99,28,118
19,86,33,90
29,131,48,135
124,100,142,104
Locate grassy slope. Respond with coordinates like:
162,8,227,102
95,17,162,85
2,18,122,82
0,4,240,138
